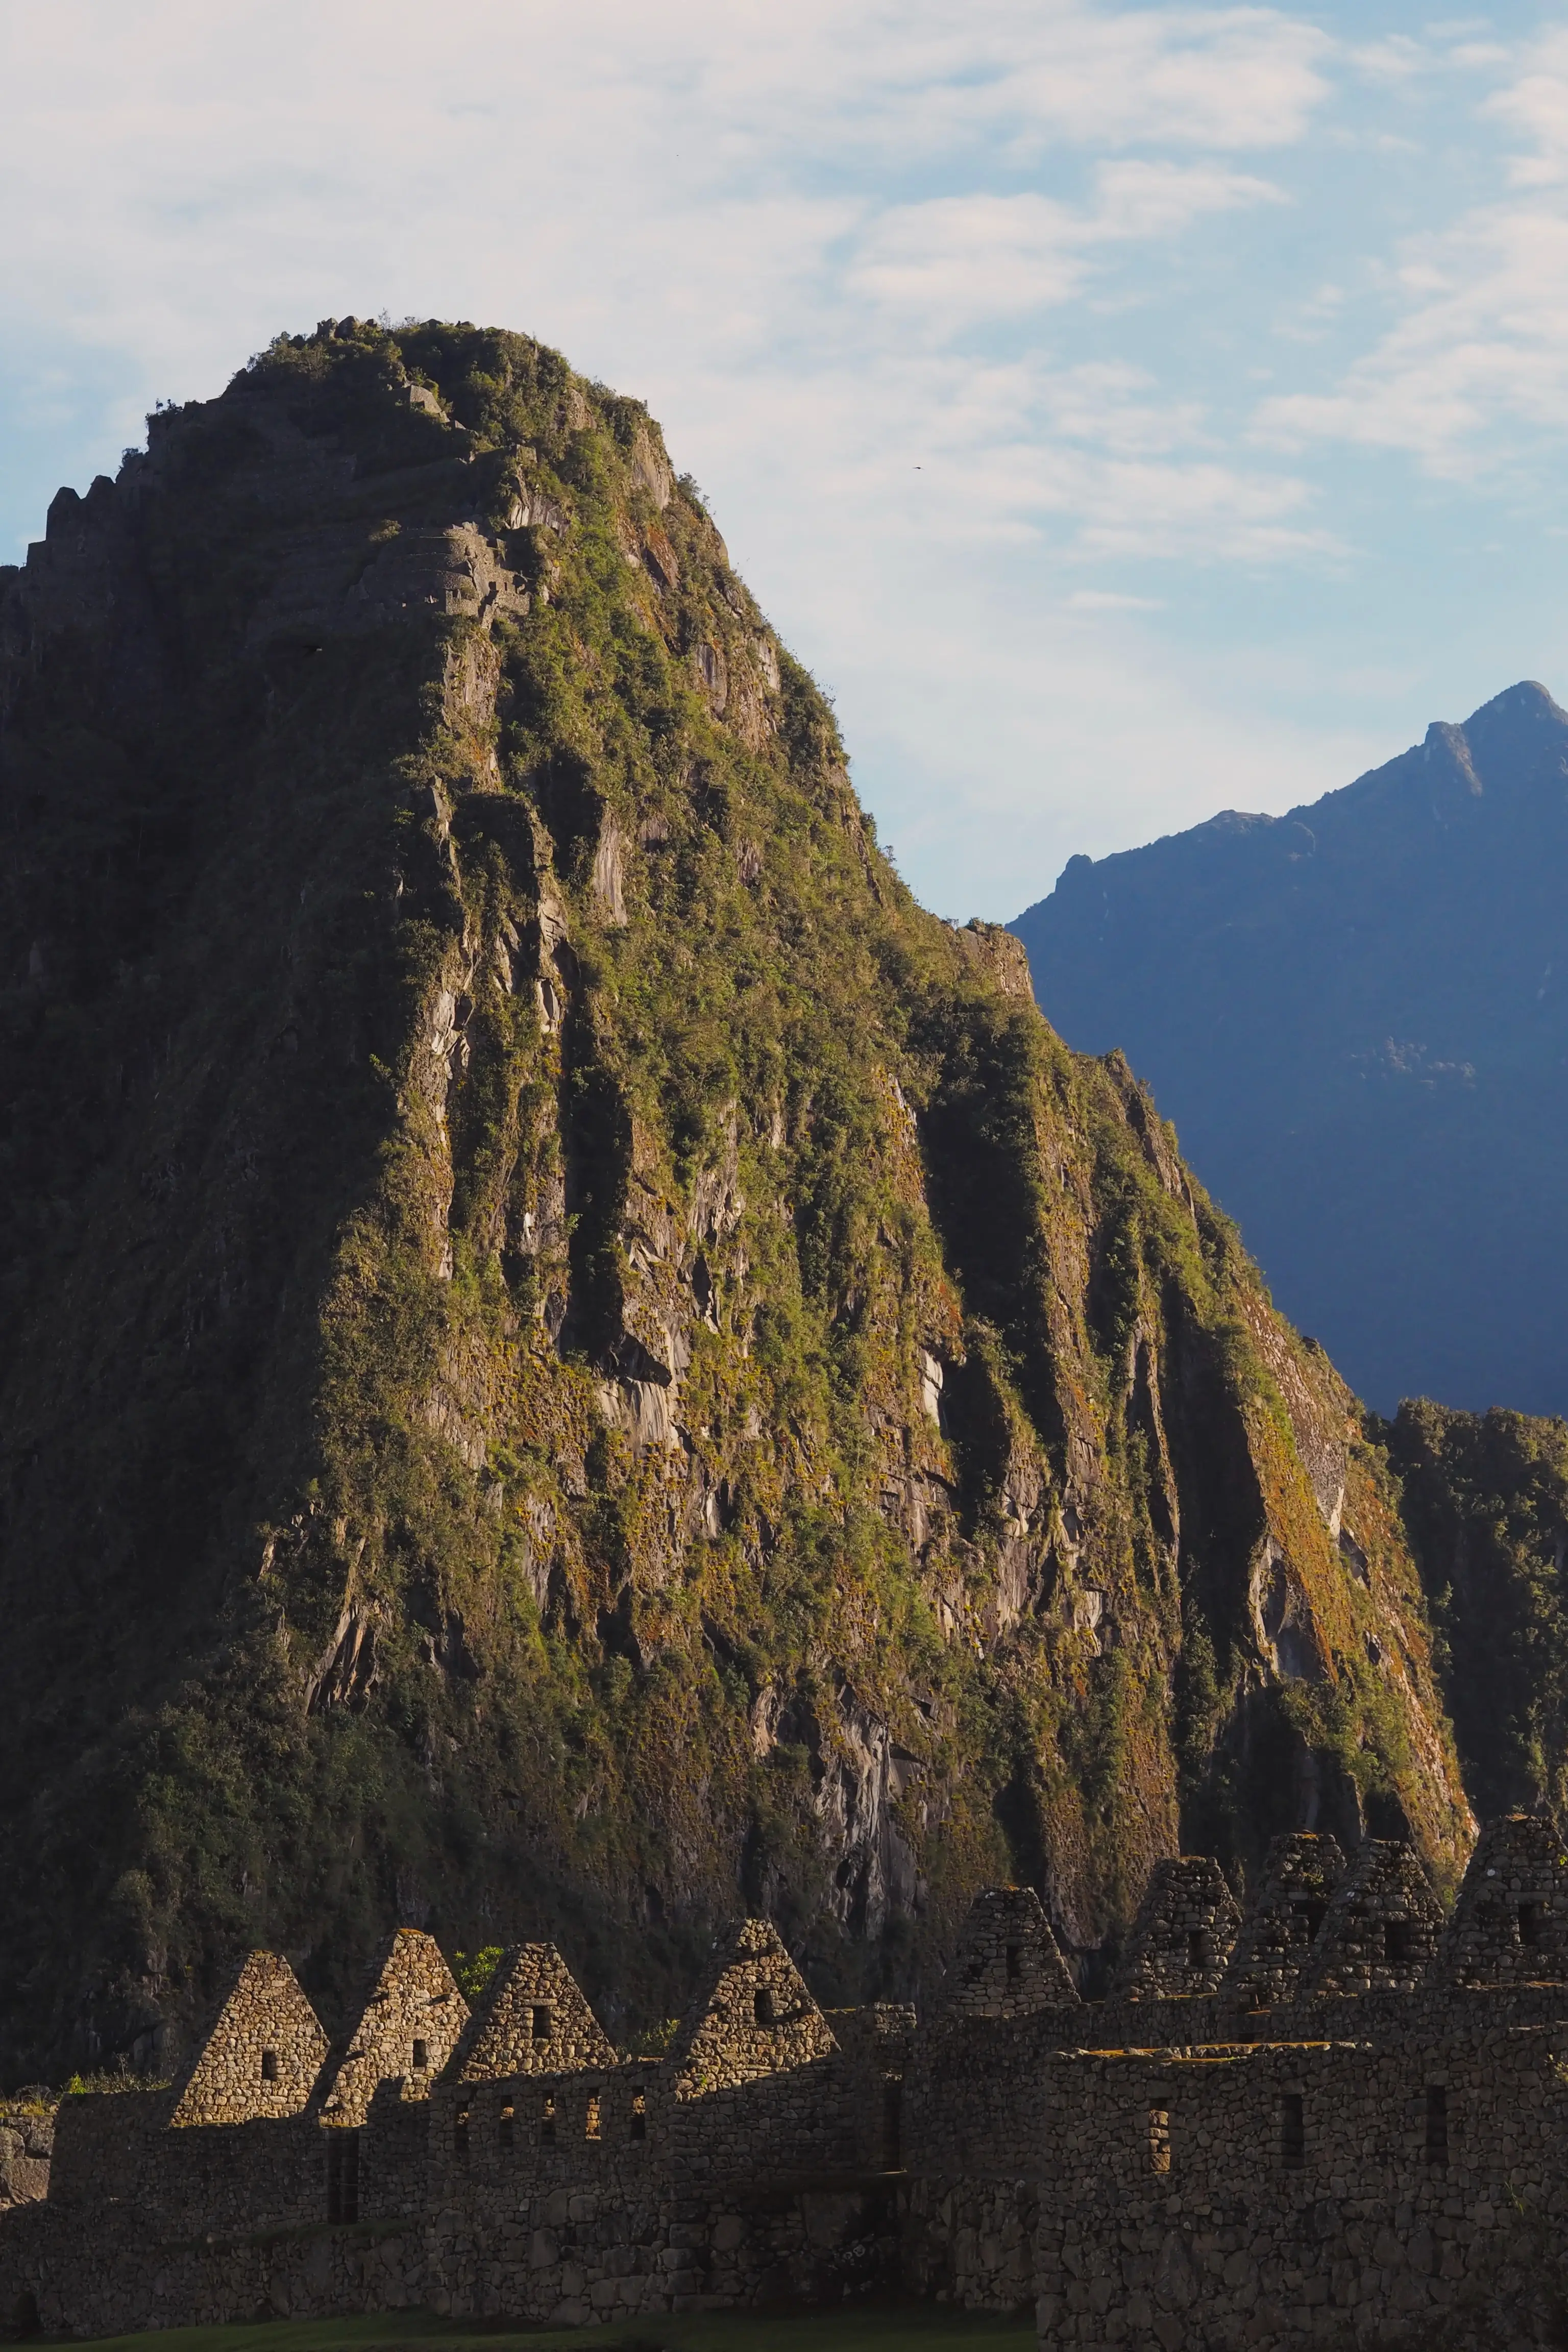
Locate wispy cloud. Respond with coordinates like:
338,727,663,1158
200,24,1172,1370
1255,29,1568,478
1067,588,1165,609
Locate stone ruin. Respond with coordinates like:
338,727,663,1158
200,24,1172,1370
451,1942,616,2081
1111,1857,1241,2001
4,1813,1568,2347
169,1949,330,2128
319,1928,469,2128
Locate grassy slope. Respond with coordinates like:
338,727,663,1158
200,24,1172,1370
0,323,1468,2077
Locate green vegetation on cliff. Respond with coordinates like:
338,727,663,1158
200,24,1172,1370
1388,1401,1568,1822
0,321,1471,2077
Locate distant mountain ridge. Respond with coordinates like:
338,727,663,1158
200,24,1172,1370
1012,681,1568,1417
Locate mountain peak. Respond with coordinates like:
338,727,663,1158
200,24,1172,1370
0,320,1469,2071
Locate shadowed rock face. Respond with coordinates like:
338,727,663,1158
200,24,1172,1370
1011,680,1568,1420
0,319,1470,2077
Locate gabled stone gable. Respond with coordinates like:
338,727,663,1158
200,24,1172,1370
449,1943,615,2080
1439,1812,1568,1988
671,1918,837,2096
169,1951,328,2125
1222,1832,1346,2010
932,1885,1079,2020
321,1928,469,2126
1113,1856,1241,1999
1306,1836,1443,1995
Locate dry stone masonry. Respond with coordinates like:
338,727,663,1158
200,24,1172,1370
320,1931,468,2128
1112,1859,1243,2001
168,1951,329,2126
670,1919,838,2095
1221,1833,1345,2011
931,1888,1081,2021
0,2104,50,2215
452,1944,617,2081
1306,1835,1446,1997
5,1814,1568,2346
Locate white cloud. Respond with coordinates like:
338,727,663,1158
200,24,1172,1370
1066,588,1165,608
845,165,1279,333
849,195,1093,326
1254,30,1568,477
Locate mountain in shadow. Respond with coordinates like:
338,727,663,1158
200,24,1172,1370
1012,682,1568,1417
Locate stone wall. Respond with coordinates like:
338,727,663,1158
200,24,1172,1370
1215,1833,1345,2010
0,2199,426,2338
1023,2022,1567,2348
359,2078,437,2222
423,2179,899,2325
930,1888,1080,2021
669,1918,838,2094
0,2102,50,2212
11,1811,1568,2347
48,2090,324,2238
903,1957,1568,2346
1439,1810,1568,1988
1305,1837,1444,1997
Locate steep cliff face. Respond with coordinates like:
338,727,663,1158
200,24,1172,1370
1388,1401,1568,1825
0,321,1471,2076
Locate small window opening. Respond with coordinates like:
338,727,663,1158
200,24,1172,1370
1004,1942,1021,1985
454,2098,470,2162
882,2078,903,2170
326,2130,360,2223
531,2003,552,2042
585,2091,601,2141
1280,2093,1304,2171
630,2090,647,2143
1519,1901,1543,1949
1148,2108,1171,2175
499,2099,514,2153
1186,1929,1208,1971
1426,2085,1449,2167
753,1987,775,2027
411,2038,428,2072
541,2092,556,2146
1291,1898,1327,1946
260,2048,279,2082
1384,1918,1416,1969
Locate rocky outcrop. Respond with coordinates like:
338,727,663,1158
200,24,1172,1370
0,2104,52,2211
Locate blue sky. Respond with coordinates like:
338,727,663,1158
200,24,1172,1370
3,1,1565,919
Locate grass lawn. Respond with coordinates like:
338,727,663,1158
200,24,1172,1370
66,2307,1034,2352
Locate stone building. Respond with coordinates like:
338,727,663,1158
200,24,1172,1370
4,1815,1568,2347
